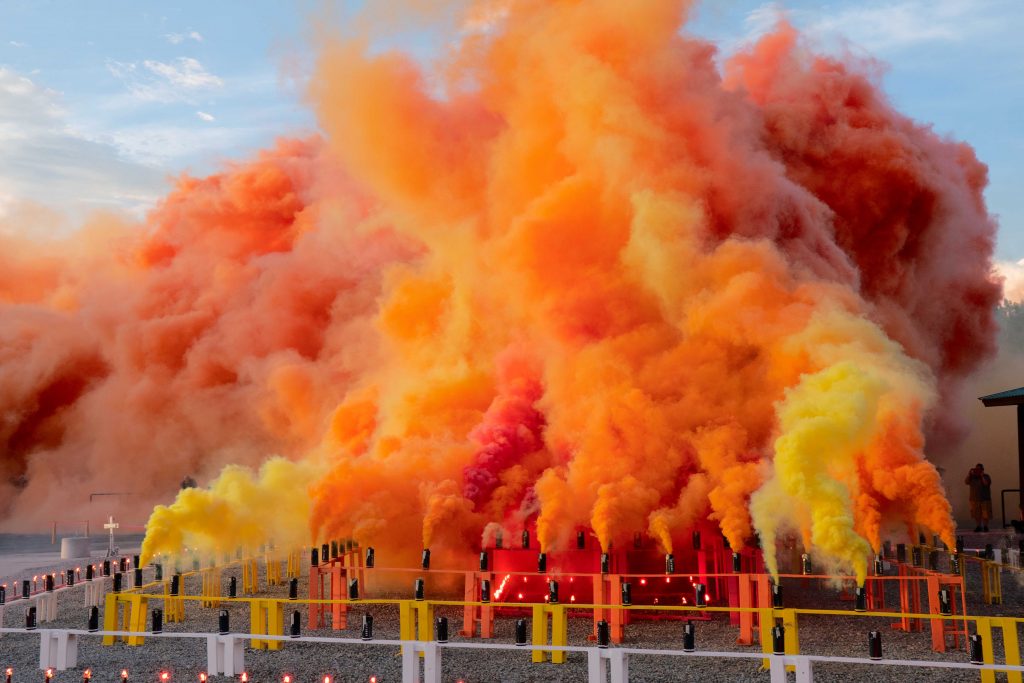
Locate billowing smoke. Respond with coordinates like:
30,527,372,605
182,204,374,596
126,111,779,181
0,1,1000,583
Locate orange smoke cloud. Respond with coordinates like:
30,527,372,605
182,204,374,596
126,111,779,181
1,1,1000,580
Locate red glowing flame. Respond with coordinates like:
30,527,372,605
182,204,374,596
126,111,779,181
161,673,170,682
199,675,208,683
493,573,512,600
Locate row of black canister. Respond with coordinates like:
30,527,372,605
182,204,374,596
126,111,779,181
309,540,366,567
16,600,987,666
0,557,141,605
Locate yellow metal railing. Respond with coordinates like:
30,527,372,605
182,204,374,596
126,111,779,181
96,589,1024,677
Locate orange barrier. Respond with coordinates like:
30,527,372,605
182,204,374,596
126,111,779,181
592,573,626,644
459,570,495,638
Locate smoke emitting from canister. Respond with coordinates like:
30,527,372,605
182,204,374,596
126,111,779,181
0,1,997,579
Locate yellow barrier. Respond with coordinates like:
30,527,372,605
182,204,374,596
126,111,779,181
398,599,434,655
201,567,221,608
250,598,284,650
266,554,283,587
286,549,302,579
757,608,799,671
531,604,568,664
976,617,1022,683
242,559,259,594
163,579,184,622
101,592,149,646
980,561,1002,604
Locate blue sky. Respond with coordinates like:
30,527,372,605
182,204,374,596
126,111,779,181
1,0,1022,265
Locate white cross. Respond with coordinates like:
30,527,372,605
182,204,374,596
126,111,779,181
105,515,119,556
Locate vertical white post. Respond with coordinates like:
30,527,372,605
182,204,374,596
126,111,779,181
769,655,787,683
39,631,54,669
608,650,628,683
587,649,604,683
422,642,441,683
401,642,419,683
228,636,244,676
794,656,813,683
57,632,78,670
206,636,221,675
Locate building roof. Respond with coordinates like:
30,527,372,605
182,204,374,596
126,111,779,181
979,386,1024,407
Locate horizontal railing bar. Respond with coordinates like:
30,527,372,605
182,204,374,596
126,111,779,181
6,627,1024,673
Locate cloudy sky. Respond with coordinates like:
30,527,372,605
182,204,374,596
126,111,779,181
1,0,1022,266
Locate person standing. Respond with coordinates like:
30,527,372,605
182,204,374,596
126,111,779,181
965,463,993,532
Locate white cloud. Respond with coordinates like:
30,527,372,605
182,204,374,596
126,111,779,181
107,57,223,102
995,260,1024,303
145,57,222,89
196,110,215,122
165,30,204,45
9,41,28,48
0,67,166,222
736,0,1003,55
95,123,258,166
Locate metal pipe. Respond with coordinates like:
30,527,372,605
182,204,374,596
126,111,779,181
597,620,610,648
361,614,373,641
868,631,882,660
683,621,695,652
771,625,785,655
514,619,527,646
969,634,983,664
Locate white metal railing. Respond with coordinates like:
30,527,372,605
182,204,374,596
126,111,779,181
2,627,1023,682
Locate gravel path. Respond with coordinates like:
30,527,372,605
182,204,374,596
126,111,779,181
1,540,1021,683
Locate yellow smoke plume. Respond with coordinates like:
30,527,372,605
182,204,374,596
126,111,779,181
141,457,321,564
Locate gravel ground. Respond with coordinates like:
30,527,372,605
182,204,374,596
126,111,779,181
1,538,1022,683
